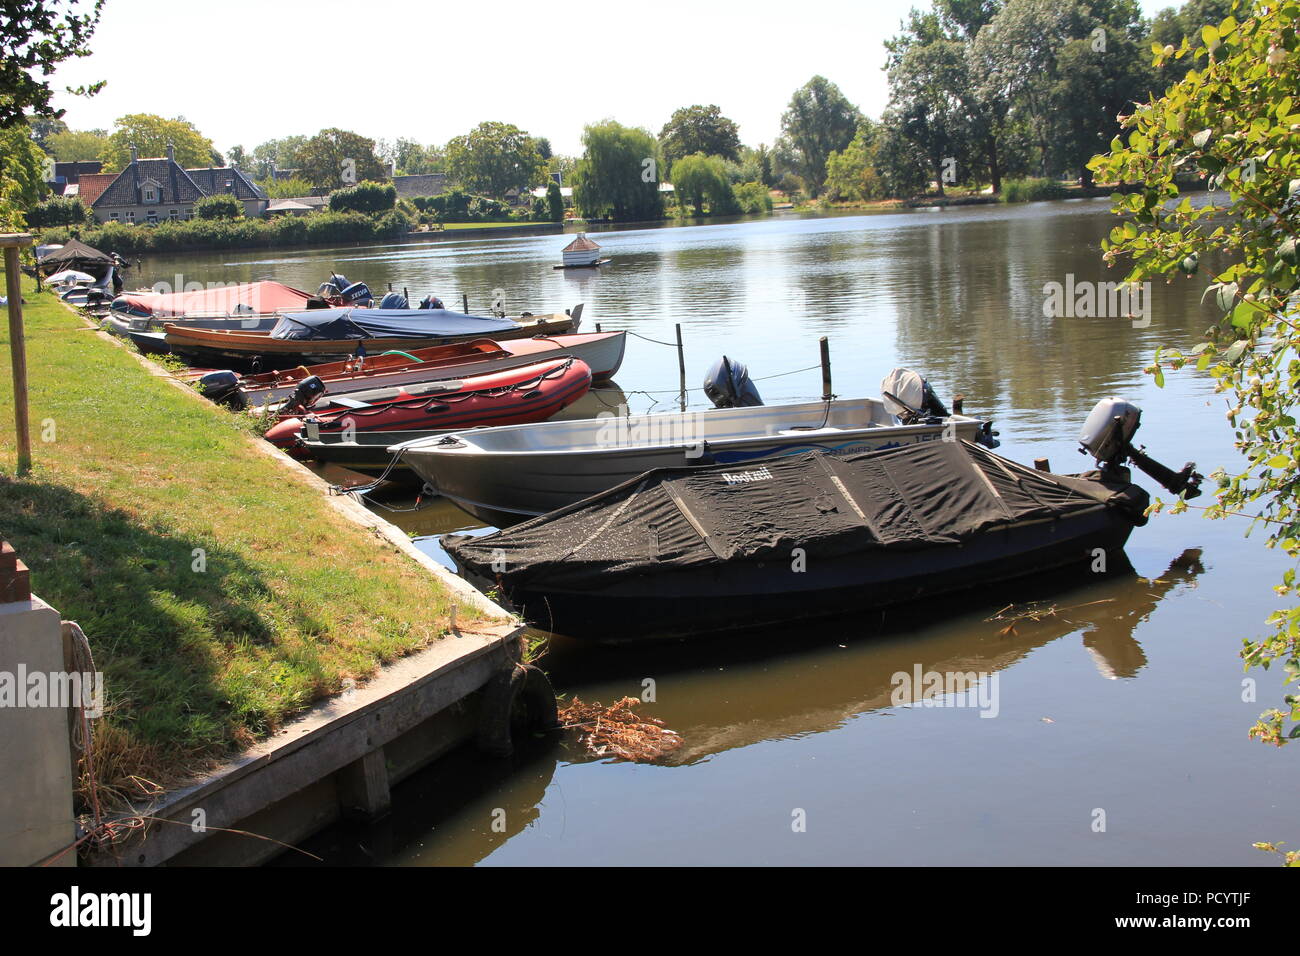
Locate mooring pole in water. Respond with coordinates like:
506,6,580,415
2,234,34,476
676,323,687,412
403,286,408,302
819,336,833,402
462,293,469,313
595,322,602,332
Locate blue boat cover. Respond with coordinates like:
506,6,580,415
270,308,521,341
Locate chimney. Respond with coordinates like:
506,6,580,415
166,142,175,164
129,143,138,163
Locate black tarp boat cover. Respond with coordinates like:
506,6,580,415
443,439,1150,590
37,239,114,276
269,308,520,341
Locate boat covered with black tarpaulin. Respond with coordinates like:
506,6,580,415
442,439,1151,641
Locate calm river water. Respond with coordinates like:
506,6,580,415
140,201,1299,865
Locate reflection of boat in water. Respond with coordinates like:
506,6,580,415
542,548,1204,765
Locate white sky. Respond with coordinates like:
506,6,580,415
48,0,1172,158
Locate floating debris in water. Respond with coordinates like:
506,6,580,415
558,696,683,762
985,598,1116,635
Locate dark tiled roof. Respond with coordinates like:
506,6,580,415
186,166,268,201
93,158,205,207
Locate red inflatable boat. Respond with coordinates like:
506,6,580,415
265,357,592,452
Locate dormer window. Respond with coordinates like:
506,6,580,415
140,177,163,204
144,188,156,202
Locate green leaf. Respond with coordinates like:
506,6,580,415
1267,455,1291,468
1223,340,1250,364
1202,24,1220,50
1279,237,1298,266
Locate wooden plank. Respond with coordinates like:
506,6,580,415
4,243,33,475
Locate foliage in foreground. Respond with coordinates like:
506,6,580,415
1090,0,1299,745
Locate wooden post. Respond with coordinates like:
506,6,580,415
675,323,687,412
819,336,832,402
2,234,35,476
462,293,469,314
595,322,601,333
1034,458,1051,472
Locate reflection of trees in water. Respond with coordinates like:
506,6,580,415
886,215,1223,418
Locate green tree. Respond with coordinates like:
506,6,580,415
825,122,885,201
780,76,863,197
546,180,565,222
389,138,444,175
1089,2,1300,749
671,153,737,216
102,114,219,171
257,176,314,199
250,135,308,180
295,128,387,192
887,37,972,195
328,180,397,214
444,121,546,198
659,104,742,167
27,196,88,228
573,120,664,222
0,123,51,229
0,0,104,129
46,128,107,162
193,194,243,220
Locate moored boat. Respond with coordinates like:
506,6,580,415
190,330,625,407
265,357,593,453
164,305,582,370
441,392,1205,642
396,394,992,528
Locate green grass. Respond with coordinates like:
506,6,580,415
0,276,477,804
438,221,547,230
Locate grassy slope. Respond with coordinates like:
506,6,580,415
0,275,467,801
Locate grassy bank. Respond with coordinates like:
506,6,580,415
0,275,472,805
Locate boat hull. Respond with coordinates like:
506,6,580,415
271,358,593,452
222,331,625,406
460,507,1136,642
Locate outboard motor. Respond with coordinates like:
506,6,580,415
284,375,327,414
318,273,349,297
339,281,372,306
197,370,246,409
378,291,408,309
703,356,763,408
880,368,949,422
1080,397,1202,497
419,295,444,310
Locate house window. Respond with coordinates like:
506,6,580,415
144,188,156,202
126,211,135,224
169,210,178,220
146,211,158,224
109,212,119,221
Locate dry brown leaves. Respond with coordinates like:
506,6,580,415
558,696,683,762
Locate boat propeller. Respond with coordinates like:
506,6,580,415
1079,397,1202,498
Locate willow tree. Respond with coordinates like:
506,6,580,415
1090,2,1299,757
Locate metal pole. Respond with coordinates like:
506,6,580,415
3,235,35,476
819,336,832,402
675,323,687,412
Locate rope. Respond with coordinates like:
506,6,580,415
62,621,104,849
621,330,682,347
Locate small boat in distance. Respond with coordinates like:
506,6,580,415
555,233,610,269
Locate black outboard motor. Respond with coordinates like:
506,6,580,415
318,273,349,297
703,356,763,408
1080,397,1202,497
339,281,372,306
378,291,408,309
419,295,445,310
284,375,327,414
197,370,246,409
